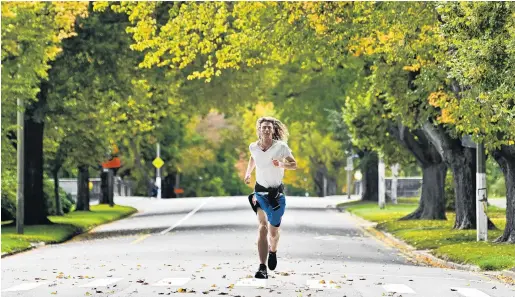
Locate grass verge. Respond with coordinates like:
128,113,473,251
1,204,137,255
338,198,514,271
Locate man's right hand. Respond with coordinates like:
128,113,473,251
244,174,251,184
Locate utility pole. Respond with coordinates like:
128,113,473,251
476,143,488,241
156,143,161,199
378,158,386,209
16,98,24,234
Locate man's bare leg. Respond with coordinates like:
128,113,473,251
268,224,280,252
256,209,269,264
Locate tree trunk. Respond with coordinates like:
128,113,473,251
359,150,378,201
23,83,51,225
422,122,495,229
312,162,338,197
100,170,109,204
76,165,90,211
493,145,515,243
448,147,478,229
402,163,447,220
163,173,177,198
53,169,63,216
388,125,447,220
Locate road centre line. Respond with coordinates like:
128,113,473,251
130,197,213,244
159,197,213,235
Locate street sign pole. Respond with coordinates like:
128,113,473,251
156,143,161,199
476,143,488,241
378,158,386,209
16,98,24,234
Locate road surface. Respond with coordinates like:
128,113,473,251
2,196,513,296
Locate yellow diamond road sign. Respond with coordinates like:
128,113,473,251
152,157,164,169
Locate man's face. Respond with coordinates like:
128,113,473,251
260,122,274,139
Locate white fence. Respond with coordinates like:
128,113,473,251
354,177,422,197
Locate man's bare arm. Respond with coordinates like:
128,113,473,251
245,156,255,184
273,156,297,170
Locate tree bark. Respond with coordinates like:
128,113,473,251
76,165,90,211
492,145,515,243
388,125,447,220
163,173,177,198
403,163,447,220
23,82,51,225
359,150,378,201
100,170,109,204
312,161,338,197
53,169,63,216
423,122,496,229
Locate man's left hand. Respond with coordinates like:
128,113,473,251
272,159,282,167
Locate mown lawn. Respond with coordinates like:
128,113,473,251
1,204,137,254
339,198,514,271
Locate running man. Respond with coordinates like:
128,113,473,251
244,116,297,279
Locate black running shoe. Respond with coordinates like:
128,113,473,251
268,251,277,271
255,264,268,279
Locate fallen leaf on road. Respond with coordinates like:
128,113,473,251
318,280,325,284
85,293,91,296
279,272,290,276
202,291,210,294
211,284,217,287
227,284,234,289
51,292,57,295
177,288,186,293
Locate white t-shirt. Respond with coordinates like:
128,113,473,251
249,140,293,188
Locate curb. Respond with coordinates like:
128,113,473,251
340,208,515,286
1,207,138,258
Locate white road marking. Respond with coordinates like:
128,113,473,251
109,284,140,297
3,282,47,292
306,279,340,289
159,197,213,235
79,278,123,287
235,278,267,287
151,278,190,286
383,284,416,294
452,287,491,297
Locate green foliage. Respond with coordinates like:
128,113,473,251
436,2,515,148
487,157,506,198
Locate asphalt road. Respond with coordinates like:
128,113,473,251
2,196,514,297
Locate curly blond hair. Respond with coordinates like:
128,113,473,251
256,116,289,142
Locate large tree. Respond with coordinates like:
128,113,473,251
433,2,515,241
1,2,89,224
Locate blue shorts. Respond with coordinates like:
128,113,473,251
250,192,286,227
